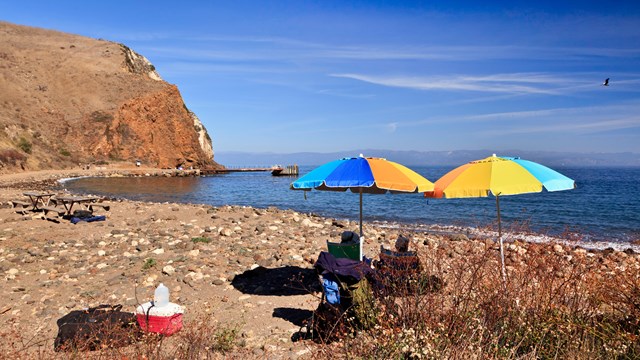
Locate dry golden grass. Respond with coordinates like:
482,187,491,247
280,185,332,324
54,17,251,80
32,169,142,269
0,311,251,360
308,237,639,359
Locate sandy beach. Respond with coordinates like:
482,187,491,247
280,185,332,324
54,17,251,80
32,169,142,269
1,169,638,358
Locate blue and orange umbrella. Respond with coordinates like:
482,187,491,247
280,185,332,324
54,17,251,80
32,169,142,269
291,155,434,259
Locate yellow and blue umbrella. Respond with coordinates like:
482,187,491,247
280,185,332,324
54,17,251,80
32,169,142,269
426,154,575,282
291,155,434,259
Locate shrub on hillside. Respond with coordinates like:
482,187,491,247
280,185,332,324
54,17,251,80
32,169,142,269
91,110,114,123
17,137,32,154
0,149,26,165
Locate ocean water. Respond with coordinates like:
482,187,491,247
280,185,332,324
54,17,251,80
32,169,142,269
62,166,640,245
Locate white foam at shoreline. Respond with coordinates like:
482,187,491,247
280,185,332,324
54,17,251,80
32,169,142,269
372,221,640,253
57,176,90,184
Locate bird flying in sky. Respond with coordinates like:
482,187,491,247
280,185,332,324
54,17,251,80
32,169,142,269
603,78,610,86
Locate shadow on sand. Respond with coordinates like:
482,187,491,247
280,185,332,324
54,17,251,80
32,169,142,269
231,265,321,296
273,307,314,327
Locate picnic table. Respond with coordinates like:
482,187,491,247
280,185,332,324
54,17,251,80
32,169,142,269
22,191,55,211
55,195,102,215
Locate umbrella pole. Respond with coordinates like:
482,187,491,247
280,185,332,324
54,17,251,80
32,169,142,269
496,195,507,286
359,188,363,261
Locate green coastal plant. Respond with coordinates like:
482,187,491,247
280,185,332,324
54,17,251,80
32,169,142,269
59,148,71,157
191,237,210,244
17,137,32,154
142,258,157,270
211,325,240,353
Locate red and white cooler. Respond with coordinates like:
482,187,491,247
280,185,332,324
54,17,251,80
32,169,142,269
136,302,184,336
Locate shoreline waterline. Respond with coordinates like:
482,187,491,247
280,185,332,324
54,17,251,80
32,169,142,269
55,172,640,254
374,221,640,254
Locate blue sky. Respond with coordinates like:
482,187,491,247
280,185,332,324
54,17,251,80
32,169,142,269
3,1,640,154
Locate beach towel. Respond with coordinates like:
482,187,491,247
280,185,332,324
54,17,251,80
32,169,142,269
70,215,106,224
322,273,341,305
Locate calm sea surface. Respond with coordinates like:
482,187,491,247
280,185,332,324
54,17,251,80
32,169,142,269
63,166,640,244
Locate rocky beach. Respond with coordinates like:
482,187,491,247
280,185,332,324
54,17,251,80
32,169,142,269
1,169,639,359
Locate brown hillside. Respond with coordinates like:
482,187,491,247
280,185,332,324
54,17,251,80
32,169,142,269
0,21,221,172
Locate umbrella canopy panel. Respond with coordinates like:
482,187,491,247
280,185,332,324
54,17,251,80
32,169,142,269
428,155,575,199
291,156,434,193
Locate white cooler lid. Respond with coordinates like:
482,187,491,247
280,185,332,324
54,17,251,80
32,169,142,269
136,301,184,317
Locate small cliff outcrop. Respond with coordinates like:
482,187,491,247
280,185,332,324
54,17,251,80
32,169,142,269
0,21,221,172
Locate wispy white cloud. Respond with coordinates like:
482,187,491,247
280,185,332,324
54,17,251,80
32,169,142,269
483,116,640,136
159,62,296,75
315,89,375,99
331,73,573,95
377,102,640,131
466,107,593,121
466,102,640,122
135,38,640,63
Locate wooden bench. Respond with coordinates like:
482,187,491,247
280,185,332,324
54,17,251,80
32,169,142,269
41,206,66,217
10,200,31,214
88,203,110,212
10,200,31,208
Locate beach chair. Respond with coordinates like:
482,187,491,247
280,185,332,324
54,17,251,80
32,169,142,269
378,248,421,273
327,231,362,261
327,241,361,261
375,247,424,295
305,251,375,343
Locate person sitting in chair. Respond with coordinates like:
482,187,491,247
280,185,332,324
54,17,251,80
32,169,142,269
374,234,423,295
394,235,410,253
378,234,420,271
341,231,360,244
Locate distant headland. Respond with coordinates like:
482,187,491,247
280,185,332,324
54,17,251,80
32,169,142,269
216,149,640,168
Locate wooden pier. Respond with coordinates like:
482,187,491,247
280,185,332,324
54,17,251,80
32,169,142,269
200,165,299,176
200,166,280,175
271,165,299,176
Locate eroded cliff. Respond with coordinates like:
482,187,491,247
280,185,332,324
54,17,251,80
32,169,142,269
0,21,220,172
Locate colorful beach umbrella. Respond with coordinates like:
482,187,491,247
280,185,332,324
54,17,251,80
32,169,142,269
291,155,434,260
426,154,575,282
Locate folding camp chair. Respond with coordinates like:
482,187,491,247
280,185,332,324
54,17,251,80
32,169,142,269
327,231,361,261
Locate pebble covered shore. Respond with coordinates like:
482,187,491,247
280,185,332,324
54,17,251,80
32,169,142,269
1,169,638,358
